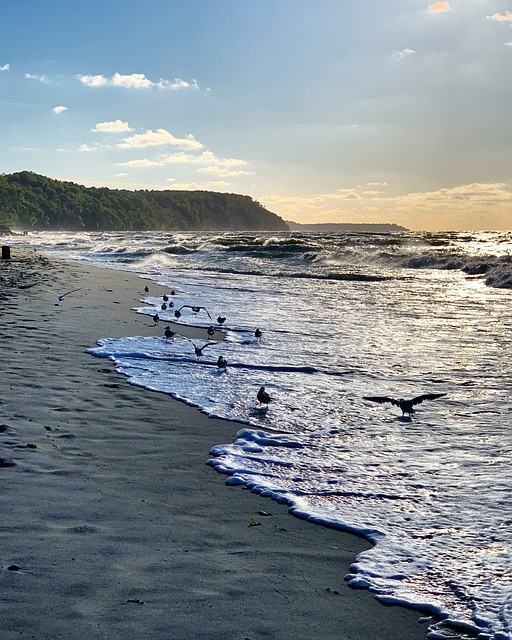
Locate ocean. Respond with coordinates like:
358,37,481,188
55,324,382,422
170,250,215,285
12,229,512,640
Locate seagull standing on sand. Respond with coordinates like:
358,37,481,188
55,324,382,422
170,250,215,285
363,393,447,416
216,356,227,371
207,325,215,339
217,316,226,325
255,328,263,341
144,286,149,294
257,386,272,407
152,313,160,325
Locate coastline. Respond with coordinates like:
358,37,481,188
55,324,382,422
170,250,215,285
0,248,430,639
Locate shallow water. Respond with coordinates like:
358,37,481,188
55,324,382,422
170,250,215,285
12,229,512,640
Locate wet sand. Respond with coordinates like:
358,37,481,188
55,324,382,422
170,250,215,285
0,248,430,639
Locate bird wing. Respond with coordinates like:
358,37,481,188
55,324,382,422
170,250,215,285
410,393,447,406
363,396,399,406
63,287,82,297
201,307,212,319
178,305,191,311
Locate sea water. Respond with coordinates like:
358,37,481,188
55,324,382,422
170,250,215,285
12,230,512,640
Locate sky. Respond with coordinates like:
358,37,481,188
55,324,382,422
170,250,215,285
1,0,512,231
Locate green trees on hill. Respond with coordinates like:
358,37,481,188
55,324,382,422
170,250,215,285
0,171,288,232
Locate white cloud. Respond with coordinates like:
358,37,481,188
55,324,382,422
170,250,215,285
487,12,512,23
78,144,98,152
162,150,247,167
166,179,230,190
161,151,208,164
392,48,415,61
52,105,68,115
0,63,9,72
118,128,203,150
427,2,451,14
505,42,512,47
116,159,160,167
91,119,133,133
77,72,199,90
115,172,129,177
197,166,254,177
77,74,110,87
25,73,50,84
157,77,199,90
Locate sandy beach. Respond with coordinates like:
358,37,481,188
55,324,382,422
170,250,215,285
0,248,430,640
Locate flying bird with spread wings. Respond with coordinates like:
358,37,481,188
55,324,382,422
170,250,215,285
178,305,212,319
363,393,447,416
183,338,215,359
53,287,83,302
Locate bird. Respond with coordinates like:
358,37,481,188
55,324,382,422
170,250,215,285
161,303,167,310
363,393,447,416
170,290,176,295
207,325,215,339
164,326,176,339
177,305,212,319
217,315,226,325
193,342,214,358
184,339,214,359
54,287,82,302
144,286,149,294
257,386,272,407
216,356,227,371
152,313,160,325
163,295,169,302
254,328,263,341
174,309,182,319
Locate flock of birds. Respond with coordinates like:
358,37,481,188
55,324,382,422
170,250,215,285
51,283,448,418
144,284,448,418
145,285,269,408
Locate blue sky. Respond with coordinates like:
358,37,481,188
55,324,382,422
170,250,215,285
1,0,512,230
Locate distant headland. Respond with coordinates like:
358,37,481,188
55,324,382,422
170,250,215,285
0,171,288,232
286,221,409,233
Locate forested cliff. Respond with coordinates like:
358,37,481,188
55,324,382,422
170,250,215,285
0,171,288,232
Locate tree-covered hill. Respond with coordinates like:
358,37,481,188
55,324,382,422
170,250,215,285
0,171,288,232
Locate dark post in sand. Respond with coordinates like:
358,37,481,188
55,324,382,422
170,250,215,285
2,246,11,260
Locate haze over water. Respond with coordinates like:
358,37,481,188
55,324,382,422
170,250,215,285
15,229,512,640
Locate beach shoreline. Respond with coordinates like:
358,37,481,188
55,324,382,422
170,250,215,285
0,247,431,639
